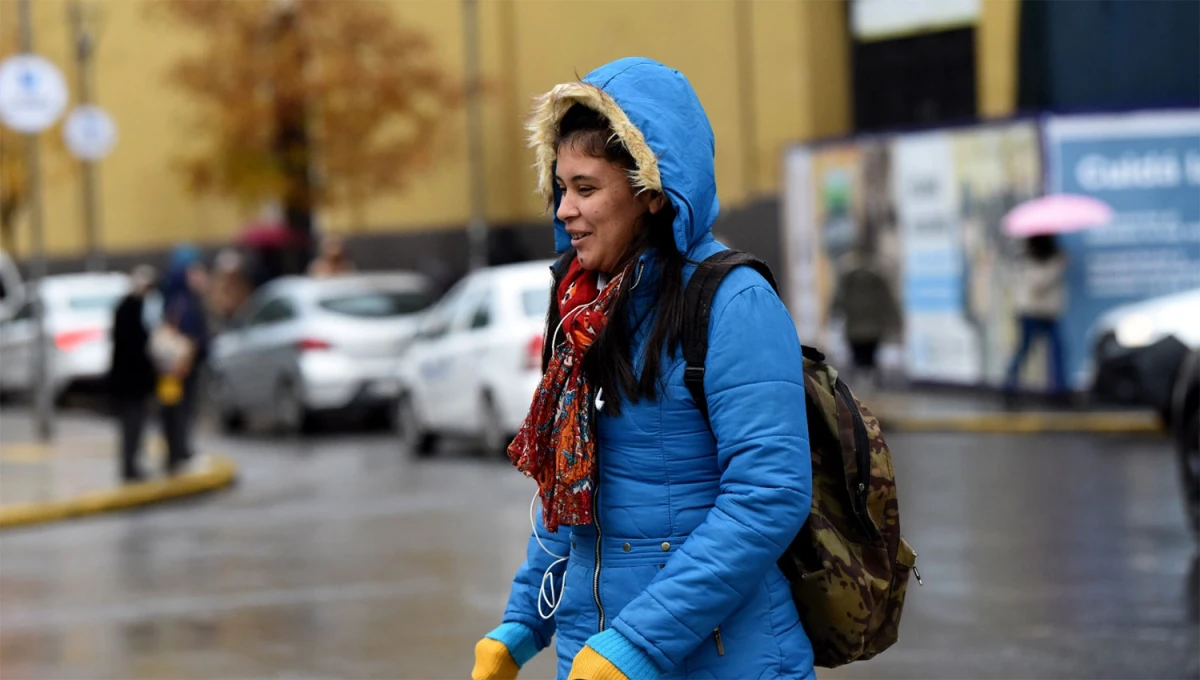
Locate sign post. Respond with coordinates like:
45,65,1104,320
63,104,117,273
0,2,69,442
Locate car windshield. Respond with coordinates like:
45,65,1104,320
318,289,433,318
521,286,549,318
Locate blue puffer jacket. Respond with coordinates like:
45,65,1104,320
494,58,814,680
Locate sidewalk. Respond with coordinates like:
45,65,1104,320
0,408,237,529
867,388,1162,434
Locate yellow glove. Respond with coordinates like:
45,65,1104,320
567,630,660,680
472,637,519,680
568,645,629,680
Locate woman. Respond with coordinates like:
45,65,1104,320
155,246,210,475
472,58,814,680
1004,234,1068,400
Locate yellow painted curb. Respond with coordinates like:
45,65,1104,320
881,411,1162,434
0,456,238,529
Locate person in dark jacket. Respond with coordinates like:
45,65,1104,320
472,59,813,680
831,244,901,389
158,246,210,475
109,265,157,483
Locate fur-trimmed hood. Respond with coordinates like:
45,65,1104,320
527,57,719,256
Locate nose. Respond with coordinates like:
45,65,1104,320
556,191,579,223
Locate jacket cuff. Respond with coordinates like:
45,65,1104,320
585,629,661,680
487,622,541,668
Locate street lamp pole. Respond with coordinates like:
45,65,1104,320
69,0,104,272
462,0,488,271
18,0,55,441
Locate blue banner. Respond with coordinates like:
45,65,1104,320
1045,112,1200,387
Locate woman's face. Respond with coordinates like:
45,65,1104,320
555,145,664,274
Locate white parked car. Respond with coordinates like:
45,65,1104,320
1088,287,1200,417
394,260,553,457
0,272,130,398
208,272,435,433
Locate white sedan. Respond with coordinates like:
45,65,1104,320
208,272,435,433
394,260,553,457
0,272,131,398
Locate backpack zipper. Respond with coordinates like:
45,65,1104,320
834,378,877,539
713,626,725,656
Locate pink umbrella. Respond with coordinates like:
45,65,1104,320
238,220,308,249
1002,194,1114,238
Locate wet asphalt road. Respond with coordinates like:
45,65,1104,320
1,413,1197,680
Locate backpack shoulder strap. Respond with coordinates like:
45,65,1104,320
681,250,778,424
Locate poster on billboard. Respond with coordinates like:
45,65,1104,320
952,122,1044,385
1044,111,1200,387
781,138,901,368
892,132,978,382
892,122,1043,385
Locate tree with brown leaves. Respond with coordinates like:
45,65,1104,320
154,0,460,246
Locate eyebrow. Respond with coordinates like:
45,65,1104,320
555,174,599,184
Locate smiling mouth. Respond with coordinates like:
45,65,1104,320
569,232,592,244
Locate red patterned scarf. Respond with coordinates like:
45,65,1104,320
507,257,627,532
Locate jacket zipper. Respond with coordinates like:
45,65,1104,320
591,396,605,632
713,626,725,656
591,259,646,634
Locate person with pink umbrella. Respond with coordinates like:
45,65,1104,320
1002,194,1113,403
1004,234,1069,401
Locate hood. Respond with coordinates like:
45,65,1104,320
528,57,719,256
161,244,200,302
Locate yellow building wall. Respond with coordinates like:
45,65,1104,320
5,0,1017,262
978,0,1020,119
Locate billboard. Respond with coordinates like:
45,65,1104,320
783,121,1042,385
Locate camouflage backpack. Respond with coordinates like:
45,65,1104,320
682,250,920,668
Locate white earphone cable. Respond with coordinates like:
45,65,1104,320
530,493,568,620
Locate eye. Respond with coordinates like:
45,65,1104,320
577,186,595,196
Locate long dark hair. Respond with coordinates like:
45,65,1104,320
1027,234,1060,262
541,105,688,416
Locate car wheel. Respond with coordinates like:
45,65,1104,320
1177,404,1200,540
479,392,512,458
275,380,312,435
396,393,437,457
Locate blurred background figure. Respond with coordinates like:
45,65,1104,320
208,247,252,329
153,245,210,475
307,233,356,278
108,264,157,483
1005,234,1068,402
831,244,901,390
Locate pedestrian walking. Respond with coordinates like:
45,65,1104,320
830,242,901,389
472,58,814,680
153,246,210,476
108,265,157,483
1005,234,1068,402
